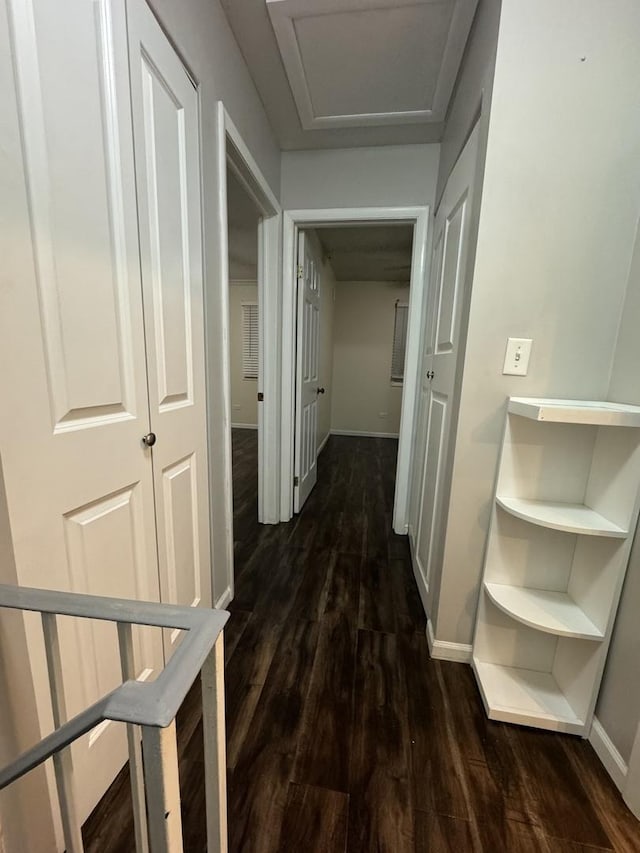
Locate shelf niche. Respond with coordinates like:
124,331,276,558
472,397,640,736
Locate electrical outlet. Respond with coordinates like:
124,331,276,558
232,403,241,411
378,412,388,419
503,338,532,376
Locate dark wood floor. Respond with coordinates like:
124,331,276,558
84,430,640,852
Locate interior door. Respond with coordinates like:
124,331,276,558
0,0,163,822
293,231,321,512
127,0,212,654
413,123,480,597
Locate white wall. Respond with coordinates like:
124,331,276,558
596,219,640,765
331,282,410,437
229,283,258,427
281,144,440,211
430,0,640,646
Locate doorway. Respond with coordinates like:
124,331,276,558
282,206,430,532
211,105,281,607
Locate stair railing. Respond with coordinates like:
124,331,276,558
0,583,229,853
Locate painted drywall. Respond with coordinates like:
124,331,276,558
330,282,410,436
596,219,640,765
430,0,640,647
229,283,259,428
281,144,440,211
146,0,281,605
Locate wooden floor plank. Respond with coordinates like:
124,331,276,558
348,629,414,852
281,783,348,853
293,612,356,793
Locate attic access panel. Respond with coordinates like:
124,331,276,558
266,0,478,130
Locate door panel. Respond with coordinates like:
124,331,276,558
128,0,212,655
1,0,163,822
294,233,321,512
9,0,140,430
412,123,479,601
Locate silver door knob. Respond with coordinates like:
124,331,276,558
142,432,157,447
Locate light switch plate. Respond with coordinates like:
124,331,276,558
503,338,532,376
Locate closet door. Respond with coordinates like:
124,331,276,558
127,0,212,654
0,0,163,822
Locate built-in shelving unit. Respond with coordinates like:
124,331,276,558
472,397,640,735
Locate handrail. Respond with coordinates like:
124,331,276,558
0,583,229,852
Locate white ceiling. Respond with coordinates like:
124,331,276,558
220,0,478,150
314,224,413,281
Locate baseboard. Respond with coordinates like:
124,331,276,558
231,422,258,430
215,586,233,610
330,429,399,439
426,618,473,663
318,432,330,454
589,717,628,792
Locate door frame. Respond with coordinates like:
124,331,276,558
210,104,281,604
281,206,430,532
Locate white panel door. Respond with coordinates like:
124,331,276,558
414,123,479,595
294,232,321,512
127,0,212,654
0,0,163,822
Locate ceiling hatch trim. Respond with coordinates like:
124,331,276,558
266,0,478,131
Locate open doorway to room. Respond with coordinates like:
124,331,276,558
282,207,430,533
293,224,415,517
226,166,261,540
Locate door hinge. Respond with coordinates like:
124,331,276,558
257,392,264,402
294,475,299,487
297,265,304,279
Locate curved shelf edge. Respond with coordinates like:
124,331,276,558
484,582,604,641
496,496,628,538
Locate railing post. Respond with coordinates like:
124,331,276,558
41,612,84,853
201,633,228,853
117,622,150,853
141,721,183,853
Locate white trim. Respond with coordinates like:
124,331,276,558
281,205,430,530
426,619,473,662
624,721,640,819
408,526,429,615
214,586,233,610
588,717,628,792
330,429,399,439
231,423,258,430
218,103,282,530
317,431,331,454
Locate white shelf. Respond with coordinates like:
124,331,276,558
496,496,628,538
484,582,604,640
508,397,640,427
472,659,585,734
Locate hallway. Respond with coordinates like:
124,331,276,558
84,432,640,851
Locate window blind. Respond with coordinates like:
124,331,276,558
242,303,258,379
391,302,409,383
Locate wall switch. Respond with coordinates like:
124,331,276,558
503,338,532,376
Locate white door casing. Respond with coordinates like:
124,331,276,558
293,231,321,512
412,123,479,604
0,0,163,823
128,0,212,653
